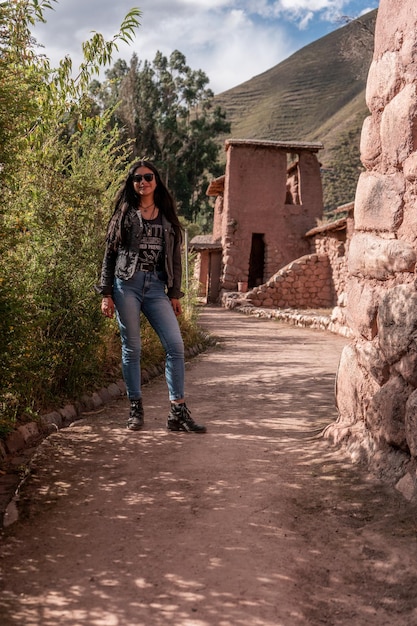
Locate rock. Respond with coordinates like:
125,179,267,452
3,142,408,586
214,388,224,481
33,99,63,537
405,391,417,456
40,411,62,432
380,83,417,167
17,422,40,445
59,404,78,426
335,343,380,425
354,171,404,232
378,284,417,364
396,471,417,501
345,279,379,340
366,51,401,112
366,375,411,450
4,430,26,455
348,233,416,280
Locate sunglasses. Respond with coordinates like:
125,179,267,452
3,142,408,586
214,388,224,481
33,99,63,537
132,173,154,183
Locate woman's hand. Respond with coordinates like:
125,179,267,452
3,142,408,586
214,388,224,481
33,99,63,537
101,296,115,318
170,298,182,316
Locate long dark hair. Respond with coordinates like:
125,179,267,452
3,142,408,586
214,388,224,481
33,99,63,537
106,160,182,249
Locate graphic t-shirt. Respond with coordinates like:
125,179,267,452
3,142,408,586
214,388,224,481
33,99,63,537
137,212,164,269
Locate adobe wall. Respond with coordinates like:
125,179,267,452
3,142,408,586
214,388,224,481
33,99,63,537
241,210,353,322
221,141,323,290
212,196,224,241
244,254,334,309
325,0,417,486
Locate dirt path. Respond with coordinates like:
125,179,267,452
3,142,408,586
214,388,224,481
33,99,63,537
1,307,417,626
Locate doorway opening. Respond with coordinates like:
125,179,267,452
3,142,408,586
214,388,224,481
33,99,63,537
248,233,265,289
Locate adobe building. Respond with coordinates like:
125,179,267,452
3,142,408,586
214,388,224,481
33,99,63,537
243,202,354,316
191,139,324,302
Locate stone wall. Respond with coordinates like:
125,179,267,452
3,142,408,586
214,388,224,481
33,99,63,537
244,254,334,309
313,232,347,303
325,0,417,482
242,212,352,319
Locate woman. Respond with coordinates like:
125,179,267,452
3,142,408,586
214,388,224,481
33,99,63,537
99,160,206,433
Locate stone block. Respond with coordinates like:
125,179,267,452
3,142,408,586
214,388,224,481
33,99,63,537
356,339,390,386
396,471,417,501
360,115,382,169
4,430,26,454
116,380,126,394
381,83,417,167
401,28,417,69
335,343,380,426
348,233,416,280
17,422,40,444
346,280,379,340
392,345,417,387
403,152,417,181
73,401,85,416
354,171,404,232
59,404,77,425
366,375,411,450
398,190,417,245
405,391,417,456
366,51,401,112
378,284,417,364
97,387,112,404
107,383,122,399
372,0,414,57
91,392,103,409
79,394,95,411
40,411,62,431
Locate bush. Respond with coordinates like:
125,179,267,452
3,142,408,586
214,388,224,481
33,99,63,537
1,117,127,430
0,1,141,436
0,3,210,440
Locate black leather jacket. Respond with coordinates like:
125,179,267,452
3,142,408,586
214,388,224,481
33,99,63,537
99,208,184,299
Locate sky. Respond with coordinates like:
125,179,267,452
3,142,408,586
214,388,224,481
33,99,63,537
33,0,379,95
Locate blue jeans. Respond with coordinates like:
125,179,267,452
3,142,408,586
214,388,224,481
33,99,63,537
113,271,185,402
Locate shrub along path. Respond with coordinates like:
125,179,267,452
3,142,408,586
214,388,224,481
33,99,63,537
1,306,417,625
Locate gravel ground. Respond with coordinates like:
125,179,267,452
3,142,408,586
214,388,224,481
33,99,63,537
1,307,417,626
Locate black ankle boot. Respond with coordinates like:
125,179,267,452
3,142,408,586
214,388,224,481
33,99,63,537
167,402,206,433
127,399,144,431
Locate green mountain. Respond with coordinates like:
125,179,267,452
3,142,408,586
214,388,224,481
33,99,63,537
214,10,377,212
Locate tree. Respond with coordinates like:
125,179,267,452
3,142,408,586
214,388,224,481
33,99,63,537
0,0,140,432
92,50,230,228
339,10,377,79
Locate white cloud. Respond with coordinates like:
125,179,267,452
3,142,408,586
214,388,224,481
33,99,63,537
246,0,367,23
197,12,291,92
179,0,232,6
279,0,344,9
32,0,378,93
130,6,292,92
298,12,315,30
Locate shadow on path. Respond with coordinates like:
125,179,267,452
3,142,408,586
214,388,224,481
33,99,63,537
1,307,417,626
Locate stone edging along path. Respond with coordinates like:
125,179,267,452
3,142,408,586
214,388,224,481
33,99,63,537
2,304,408,528
235,303,352,338
0,341,209,527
